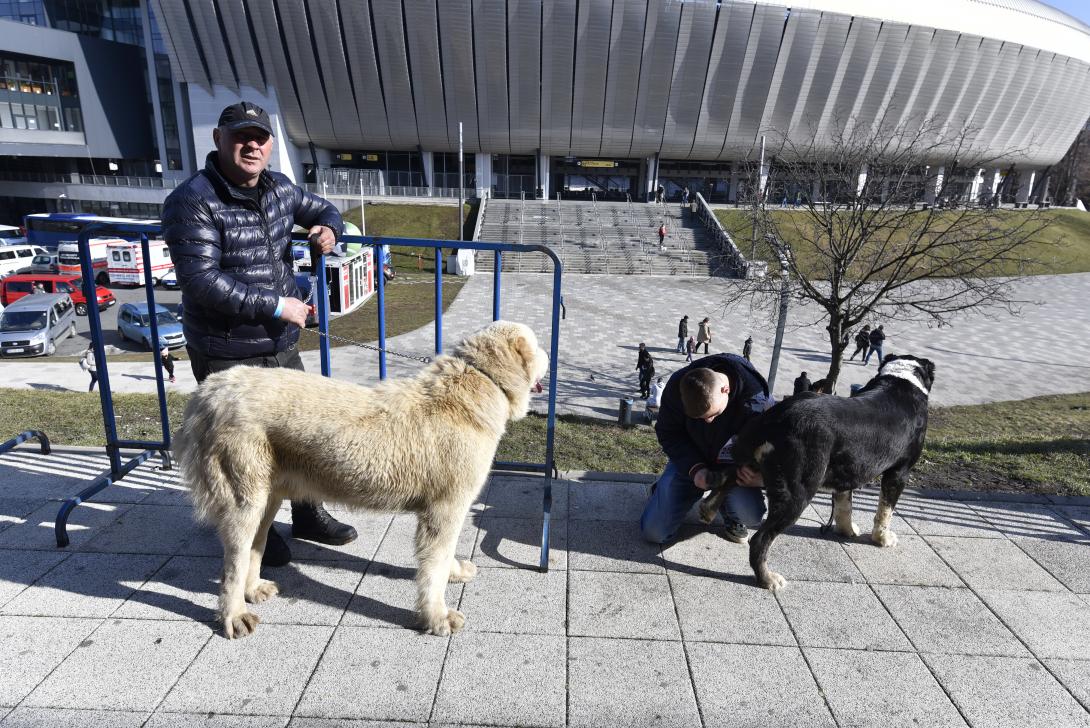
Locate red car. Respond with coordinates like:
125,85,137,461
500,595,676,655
0,273,116,315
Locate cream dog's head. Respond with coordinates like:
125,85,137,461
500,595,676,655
455,320,550,420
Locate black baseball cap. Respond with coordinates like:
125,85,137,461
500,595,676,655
217,101,274,136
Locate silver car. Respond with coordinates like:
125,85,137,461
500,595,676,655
0,293,78,357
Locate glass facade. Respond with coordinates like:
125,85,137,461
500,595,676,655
0,0,45,25
0,52,82,131
2,1,143,45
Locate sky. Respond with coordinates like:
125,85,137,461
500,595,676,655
1044,0,1090,25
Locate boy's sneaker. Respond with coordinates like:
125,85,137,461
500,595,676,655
721,519,749,544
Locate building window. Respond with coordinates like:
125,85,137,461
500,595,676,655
0,51,81,132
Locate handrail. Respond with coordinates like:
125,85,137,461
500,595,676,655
694,192,749,277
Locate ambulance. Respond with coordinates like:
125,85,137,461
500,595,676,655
106,239,174,286
56,237,118,285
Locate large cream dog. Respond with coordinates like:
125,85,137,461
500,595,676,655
176,321,549,638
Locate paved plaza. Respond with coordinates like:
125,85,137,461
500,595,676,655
2,271,1089,418
2,449,1090,726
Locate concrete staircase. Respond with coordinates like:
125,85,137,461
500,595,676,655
473,199,733,276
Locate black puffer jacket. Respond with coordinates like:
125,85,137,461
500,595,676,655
162,153,343,358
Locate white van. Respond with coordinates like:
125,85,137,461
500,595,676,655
0,245,49,279
0,225,27,245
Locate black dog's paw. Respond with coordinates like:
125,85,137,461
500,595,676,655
703,468,736,491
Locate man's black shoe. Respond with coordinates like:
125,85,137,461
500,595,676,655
262,526,291,567
291,502,358,546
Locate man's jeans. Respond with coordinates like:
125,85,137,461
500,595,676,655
640,461,766,544
864,344,884,365
676,336,686,353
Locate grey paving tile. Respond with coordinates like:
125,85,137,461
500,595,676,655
147,714,289,728
807,648,966,728
761,529,864,584
472,515,566,571
0,616,101,707
895,498,1003,538
161,624,333,715
970,503,1086,540
1012,537,1090,593
568,637,699,728
341,561,462,631
671,573,795,646
81,504,200,555
567,519,662,573
295,627,447,722
0,708,147,727
0,498,48,535
809,492,914,534
0,549,68,609
1,553,168,618
842,535,963,586
925,653,1090,728
1043,659,1090,707
247,560,363,626
276,510,395,563
374,514,477,569
457,566,566,635
568,480,647,521
927,537,1067,591
660,525,751,579
688,643,835,727
112,555,219,622
433,632,566,728
873,585,1027,656
777,582,912,651
289,720,416,728
569,571,679,639
0,501,130,551
979,589,1090,659
1055,506,1090,534
24,619,210,711
482,476,569,520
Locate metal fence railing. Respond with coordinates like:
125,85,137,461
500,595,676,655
693,192,756,278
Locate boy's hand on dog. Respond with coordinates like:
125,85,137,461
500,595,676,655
277,297,310,327
737,465,763,488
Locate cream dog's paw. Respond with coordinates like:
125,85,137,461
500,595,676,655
758,570,787,591
423,608,466,636
871,528,899,548
223,610,260,639
449,559,478,583
245,579,279,604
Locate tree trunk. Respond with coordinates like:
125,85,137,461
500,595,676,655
825,312,848,391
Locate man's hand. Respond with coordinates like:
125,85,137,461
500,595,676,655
308,225,336,255
693,468,711,491
277,297,310,327
737,465,764,488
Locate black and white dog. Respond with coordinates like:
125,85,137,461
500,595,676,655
699,354,935,591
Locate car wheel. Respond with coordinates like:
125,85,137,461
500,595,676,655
75,303,87,316
95,272,109,286
118,328,127,342
143,337,151,350
46,341,56,356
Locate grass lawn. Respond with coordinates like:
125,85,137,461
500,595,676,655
714,208,1090,276
342,203,474,273
2,389,1087,496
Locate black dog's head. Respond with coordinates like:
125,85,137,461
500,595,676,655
879,354,936,394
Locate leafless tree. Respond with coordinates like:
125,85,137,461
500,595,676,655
723,117,1053,390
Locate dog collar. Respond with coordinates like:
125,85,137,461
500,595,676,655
878,360,930,395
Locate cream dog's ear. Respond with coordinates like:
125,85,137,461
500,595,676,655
513,333,536,378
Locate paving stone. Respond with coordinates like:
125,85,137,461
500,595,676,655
1054,506,1090,534
688,643,835,727
809,492,914,534
842,535,963,586
1,552,167,618
289,720,416,728
0,501,130,551
147,715,289,728
670,572,795,646
112,555,219,622
0,616,101,707
24,619,210,711
433,632,566,727
482,476,569,519
873,585,1027,656
1011,537,1090,593
777,582,912,651
0,549,68,609
472,515,566,571
569,571,679,640
246,560,363,626
660,525,751,579
1043,659,1090,707
0,453,160,504
979,589,1090,659
568,480,647,521
568,637,699,728
895,498,1002,538
276,510,395,563
926,537,1066,591
567,519,662,573
295,627,447,722
161,624,333,715
81,504,200,555
760,528,864,584
372,514,477,568
925,653,1090,728
341,561,462,631
806,648,966,727
970,503,1085,540
458,566,566,635
0,498,47,535
0,708,147,727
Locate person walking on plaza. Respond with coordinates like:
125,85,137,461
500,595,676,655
742,335,753,361
640,353,774,544
677,315,689,353
159,346,177,383
793,371,811,395
79,347,97,392
682,186,690,205
636,342,656,399
864,324,886,366
696,317,712,354
162,100,358,568
658,221,668,249
686,335,696,363
645,376,665,423
849,325,870,361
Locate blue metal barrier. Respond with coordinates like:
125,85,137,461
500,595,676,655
55,223,171,547
0,430,51,457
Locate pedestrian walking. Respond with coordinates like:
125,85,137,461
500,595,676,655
742,335,753,361
79,347,97,392
637,342,656,399
696,317,712,355
686,336,696,363
793,371,811,395
849,325,870,361
645,376,665,423
160,346,177,383
864,325,886,366
656,184,665,203
682,187,690,205
677,315,689,353
658,221,667,249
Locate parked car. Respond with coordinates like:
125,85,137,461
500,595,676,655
30,253,59,273
0,273,115,315
0,245,49,279
0,224,27,246
158,267,179,289
117,302,186,350
0,293,77,357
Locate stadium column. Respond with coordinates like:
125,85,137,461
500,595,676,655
1016,169,1037,206
856,164,868,197
475,153,493,199
538,151,550,200
969,169,984,203
646,153,660,202
422,152,435,195
991,169,1002,198
924,166,943,204
729,163,740,203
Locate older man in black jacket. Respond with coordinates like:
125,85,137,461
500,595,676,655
163,101,357,566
